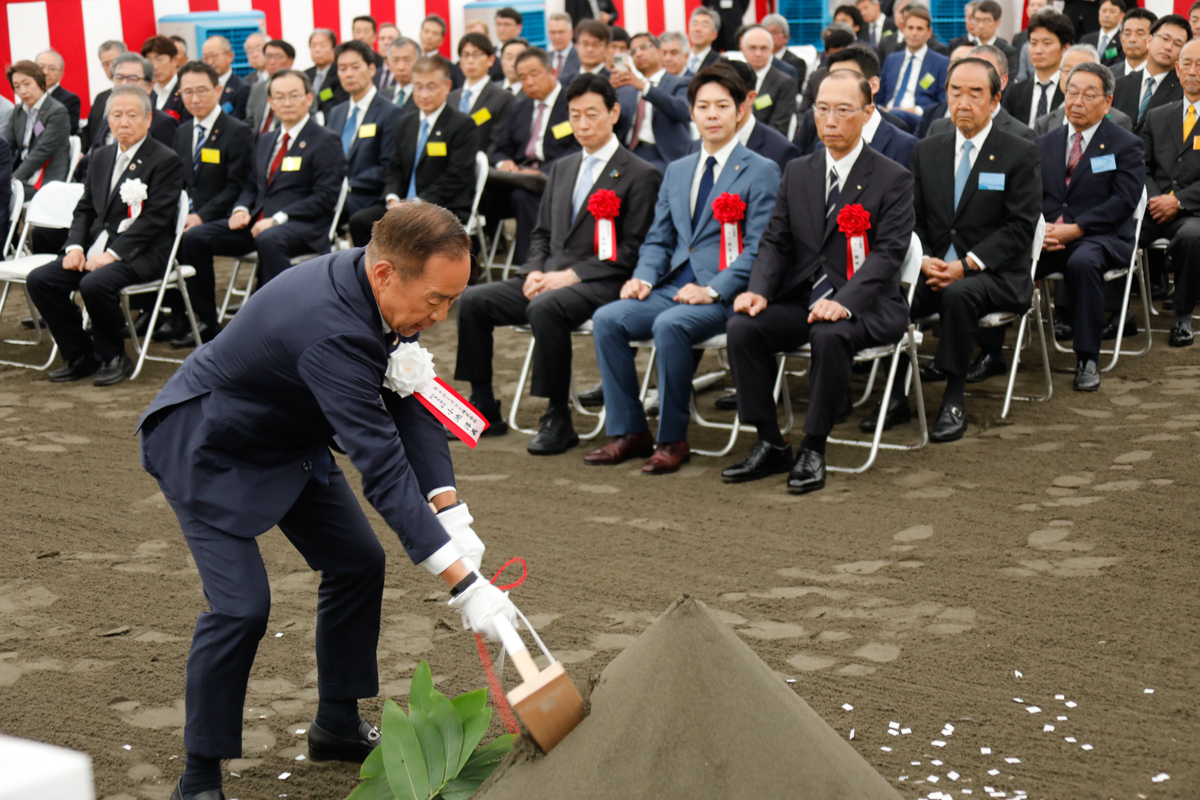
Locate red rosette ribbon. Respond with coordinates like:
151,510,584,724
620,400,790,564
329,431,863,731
588,189,621,261
711,192,746,271
164,108,180,122
836,203,871,279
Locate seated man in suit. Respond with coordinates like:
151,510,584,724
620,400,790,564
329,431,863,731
25,86,184,386
575,20,613,78
497,38,529,95
307,29,350,120
177,69,347,293
35,50,80,136
1110,7,1155,80
1112,13,1189,131
1036,44,1134,133
685,7,723,75
143,36,189,123
454,74,661,454
917,44,978,137
690,58,801,172
763,14,806,84
246,39,295,137
485,47,581,265
927,44,1038,141
4,61,71,196
382,37,419,114
609,32,691,172
856,0,898,50
546,13,580,83
326,40,401,224
348,55,476,246
1005,10,1074,127
722,71,915,493
898,58,1041,441
660,31,691,77
1035,61,1143,390
489,7,526,81
585,65,781,473
1082,0,1126,65
201,35,251,120
878,4,950,131
741,26,799,135
448,33,513,156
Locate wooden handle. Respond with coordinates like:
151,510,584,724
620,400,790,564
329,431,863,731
495,616,540,682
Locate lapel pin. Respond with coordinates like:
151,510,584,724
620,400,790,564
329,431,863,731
1099,143,1105,149
299,140,307,148
856,185,862,190
610,169,619,178
129,163,136,171
989,154,995,160
734,165,740,170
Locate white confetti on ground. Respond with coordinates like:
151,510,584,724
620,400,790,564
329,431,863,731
842,703,854,711
931,759,942,766
927,775,939,783
1144,688,1154,694
948,771,960,780
902,728,912,734
1054,694,1065,700
932,740,947,747
1005,757,1021,764
1013,697,1024,703
880,746,892,752
889,721,900,729
987,769,1000,776
1014,670,1023,678
122,745,131,751
294,728,306,734
1057,715,1068,721
1081,744,1093,751
275,632,283,638
1026,706,1041,714
1043,724,1055,732
980,747,992,754
889,729,899,735
1065,737,1077,743
1065,701,1077,708
278,772,291,779
294,754,306,761
1151,773,1170,783
849,728,855,739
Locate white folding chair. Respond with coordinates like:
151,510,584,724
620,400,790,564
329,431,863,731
775,233,929,474
3,179,23,257
220,178,351,322
0,181,87,369
66,136,83,183
506,319,606,439
1041,188,1150,371
120,191,200,379
465,151,493,280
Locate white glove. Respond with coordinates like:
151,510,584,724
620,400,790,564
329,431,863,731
435,502,485,572
448,577,518,643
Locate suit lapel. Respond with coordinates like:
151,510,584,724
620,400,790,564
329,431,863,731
1168,101,1189,157
823,147,875,245
692,145,748,240
567,147,627,238
104,144,142,216
1045,124,1069,194
952,129,1000,223
673,151,701,239
559,152,584,237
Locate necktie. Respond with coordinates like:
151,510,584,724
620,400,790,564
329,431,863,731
341,105,359,154
380,70,393,91
396,87,409,107
687,54,699,73
572,155,598,222
826,166,840,217
554,51,563,77
1139,75,1157,123
312,69,324,98
110,151,129,195
192,125,206,170
892,54,915,106
1035,81,1052,120
629,93,647,150
267,132,290,184
459,88,473,113
1098,33,1109,57
679,155,717,286
945,141,974,262
525,102,547,164
407,119,430,199
260,107,275,135
1185,104,1197,141
1065,132,1083,184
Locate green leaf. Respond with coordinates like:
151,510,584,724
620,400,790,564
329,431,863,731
410,706,446,794
462,734,514,773
438,777,485,800
346,772,396,800
449,689,487,724
430,691,463,783
456,708,492,775
408,660,433,715
381,698,430,800
360,743,385,779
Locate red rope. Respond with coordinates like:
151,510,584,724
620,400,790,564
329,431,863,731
473,557,528,735
491,557,527,591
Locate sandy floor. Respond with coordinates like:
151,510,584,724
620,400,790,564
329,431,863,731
0,265,1197,800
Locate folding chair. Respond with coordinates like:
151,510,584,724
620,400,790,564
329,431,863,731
775,232,929,474
1041,188,1150,371
465,151,493,279
66,136,83,183
506,319,606,439
219,178,351,322
3,180,23,258
120,191,200,379
1139,238,1198,331
0,181,87,369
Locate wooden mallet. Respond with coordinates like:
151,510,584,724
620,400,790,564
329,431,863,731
494,616,584,753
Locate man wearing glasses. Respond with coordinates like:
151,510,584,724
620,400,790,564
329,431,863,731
1113,14,1190,131
446,32,513,155
246,40,296,137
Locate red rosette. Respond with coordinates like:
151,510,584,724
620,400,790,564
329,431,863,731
836,203,871,237
164,109,181,121
711,192,747,224
587,189,621,220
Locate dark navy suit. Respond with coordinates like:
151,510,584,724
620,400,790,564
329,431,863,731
218,72,251,120
138,248,456,759
878,47,950,133
688,117,801,173
325,92,402,219
615,72,692,172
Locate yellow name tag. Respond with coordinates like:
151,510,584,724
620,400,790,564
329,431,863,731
551,120,573,139
754,93,773,110
1194,135,1200,150
281,156,302,172
426,141,448,157
472,107,492,126
919,72,935,90
319,87,333,101
358,123,376,138
200,148,220,164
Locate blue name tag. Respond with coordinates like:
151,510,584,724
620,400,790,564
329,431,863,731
221,101,233,113
1091,154,1117,173
978,172,1005,191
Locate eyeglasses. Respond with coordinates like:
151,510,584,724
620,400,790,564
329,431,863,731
1153,31,1187,49
270,92,307,103
814,103,867,119
1064,88,1105,102
180,87,214,98
112,74,146,84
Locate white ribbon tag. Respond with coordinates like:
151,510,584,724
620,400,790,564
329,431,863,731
384,342,489,447
597,218,615,261
722,221,740,269
849,235,868,275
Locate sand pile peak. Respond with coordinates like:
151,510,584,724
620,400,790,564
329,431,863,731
476,595,902,800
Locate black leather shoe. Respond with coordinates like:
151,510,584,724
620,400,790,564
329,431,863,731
576,384,604,408
48,355,99,383
786,447,826,494
722,441,793,483
714,391,738,411
1053,319,1073,341
152,314,189,342
170,321,218,349
1073,358,1100,392
527,412,579,455
93,353,134,386
930,404,967,442
124,311,153,340
918,363,946,382
1169,322,1194,348
965,351,1006,383
1150,274,1170,300
169,778,224,800
20,315,46,330
859,394,912,432
308,719,381,763
1101,313,1137,340
1163,297,1174,311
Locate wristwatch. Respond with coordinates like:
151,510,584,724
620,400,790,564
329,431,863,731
705,286,723,302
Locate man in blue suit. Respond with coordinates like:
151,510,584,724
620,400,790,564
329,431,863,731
585,64,781,474
689,58,802,172
177,69,347,289
325,40,401,220
140,204,518,800
201,35,250,120
878,5,950,132
610,32,692,172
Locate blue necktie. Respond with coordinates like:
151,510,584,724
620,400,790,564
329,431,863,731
1138,75,1157,123
678,155,717,286
341,105,359,155
572,155,598,222
891,54,915,106
459,89,473,113
407,118,430,199
945,140,974,261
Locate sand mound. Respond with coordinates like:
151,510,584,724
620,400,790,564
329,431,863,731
476,596,902,800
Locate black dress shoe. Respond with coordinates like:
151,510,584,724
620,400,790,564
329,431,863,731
1101,313,1137,340
859,394,912,432
787,447,826,494
20,315,46,330
48,355,100,383
1163,297,1174,311
722,441,794,483
133,311,153,337
1169,322,1194,348
965,350,1006,383
152,314,190,342
1053,319,1074,341
576,384,604,408
918,363,946,382
527,412,579,455
1073,358,1100,392
1150,275,1170,300
930,404,967,443
308,719,381,763
448,398,507,439
714,391,738,411
170,321,219,349
93,353,134,386
169,778,225,800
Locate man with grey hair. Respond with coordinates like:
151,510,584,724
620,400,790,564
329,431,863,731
307,28,348,117
200,35,250,120
686,7,721,74
1034,44,1134,133
545,12,579,81
243,32,268,85
763,13,805,82
84,53,178,159
35,49,80,135
925,43,1037,140
949,0,982,50
659,31,690,76
383,37,420,112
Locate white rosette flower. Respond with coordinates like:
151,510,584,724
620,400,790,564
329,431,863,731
383,341,437,397
117,178,149,233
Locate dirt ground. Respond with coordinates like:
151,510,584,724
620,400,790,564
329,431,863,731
0,262,1197,800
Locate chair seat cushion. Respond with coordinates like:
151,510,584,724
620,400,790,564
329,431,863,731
0,254,58,282
979,311,1017,327
121,266,198,295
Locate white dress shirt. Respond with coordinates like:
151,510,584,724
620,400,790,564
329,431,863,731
690,135,739,217
893,46,928,111
460,75,490,111
861,108,883,143
1124,59,1145,78
571,132,619,200
951,120,993,269
1065,118,1101,166
581,63,606,75
502,78,521,95
1139,69,1168,111
66,135,148,260
234,114,310,224
825,137,864,199
530,82,561,163
217,70,232,89
735,114,758,146
192,104,222,153
753,63,771,93
1027,71,1060,126
635,68,668,146
344,85,378,138
153,74,177,110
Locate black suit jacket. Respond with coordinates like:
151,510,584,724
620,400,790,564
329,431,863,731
703,0,749,52
1081,30,1124,65
219,73,251,120
690,119,801,173
305,65,349,117
748,145,915,343
565,0,618,23
779,51,808,88
66,137,185,280
173,111,254,223
87,89,110,148
795,108,912,154
753,67,798,135
927,107,1036,142
156,82,190,124
1113,69,1182,132
490,89,580,170
1141,100,1200,211
384,106,478,221
50,85,81,137
1063,0,1099,37
0,132,11,223
911,127,1042,308
523,145,659,283
1003,77,1065,128
447,81,514,157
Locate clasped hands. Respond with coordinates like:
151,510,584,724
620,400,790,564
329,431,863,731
496,159,542,176
523,269,579,299
921,256,967,291
619,279,715,304
1147,194,1181,224
62,249,114,273
228,209,276,237
733,292,849,323
1042,222,1083,252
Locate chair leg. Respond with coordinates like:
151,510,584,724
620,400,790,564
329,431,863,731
854,358,880,408
907,330,929,448
1103,266,1136,372
0,282,59,369
1042,279,1074,355
1034,297,1053,404
773,354,794,437
1000,313,1027,419
506,336,539,435
219,259,241,322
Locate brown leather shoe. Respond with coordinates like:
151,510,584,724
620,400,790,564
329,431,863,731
641,441,691,474
583,432,655,465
